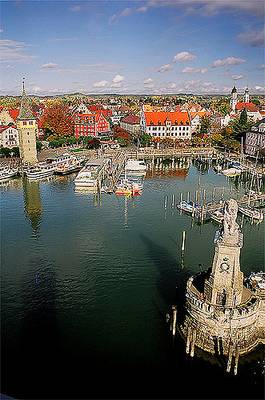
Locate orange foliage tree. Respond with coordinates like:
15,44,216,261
39,104,74,137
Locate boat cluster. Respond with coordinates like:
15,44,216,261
115,159,146,197
0,153,85,183
177,199,264,223
215,161,245,177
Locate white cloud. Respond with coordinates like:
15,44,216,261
112,74,124,83
212,56,246,68
137,6,148,12
0,29,3,33
32,86,42,93
182,67,207,73
260,64,265,69
40,62,58,70
144,78,153,84
120,8,133,17
0,39,35,63
157,63,172,73
232,74,243,80
143,78,154,88
254,86,265,92
93,80,109,88
173,51,196,62
143,1,263,17
237,28,265,47
69,5,81,12
48,37,77,42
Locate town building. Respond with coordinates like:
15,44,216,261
0,108,19,126
120,115,140,136
72,103,90,114
180,199,265,375
140,110,191,139
0,125,19,148
230,86,238,113
74,112,110,138
245,118,265,157
230,86,262,122
17,80,38,165
189,111,211,134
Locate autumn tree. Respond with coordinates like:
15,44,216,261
231,109,252,140
40,104,74,137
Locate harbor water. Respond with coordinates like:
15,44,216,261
1,157,264,399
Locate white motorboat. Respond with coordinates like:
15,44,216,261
208,209,224,224
177,200,200,214
221,167,242,177
74,170,97,189
25,163,55,179
0,166,18,182
54,156,83,175
238,206,264,222
125,159,146,173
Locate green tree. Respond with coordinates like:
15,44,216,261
200,116,211,134
36,141,42,152
231,109,252,140
139,134,151,146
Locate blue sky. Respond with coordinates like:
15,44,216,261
0,0,264,95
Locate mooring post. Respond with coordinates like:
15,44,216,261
164,195,168,209
172,194,175,208
172,305,177,338
181,230,186,253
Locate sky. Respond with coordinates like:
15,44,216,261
0,0,264,95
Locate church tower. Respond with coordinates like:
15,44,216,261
17,79,38,165
244,87,250,103
230,86,238,113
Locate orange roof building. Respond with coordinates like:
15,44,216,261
140,111,191,139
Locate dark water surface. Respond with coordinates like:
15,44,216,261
1,158,264,399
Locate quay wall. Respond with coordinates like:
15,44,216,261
180,279,264,356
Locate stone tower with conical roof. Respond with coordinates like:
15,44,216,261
230,86,238,113
17,79,38,165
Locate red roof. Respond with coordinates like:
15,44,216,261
120,115,140,125
235,102,259,112
0,125,17,133
8,109,20,121
144,111,190,126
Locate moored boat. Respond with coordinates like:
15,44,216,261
221,167,242,177
0,166,19,182
238,206,264,222
208,209,224,223
25,163,55,179
54,159,83,175
125,159,146,173
177,200,200,214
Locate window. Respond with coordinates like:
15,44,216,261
27,132,30,135
23,121,27,126
29,121,33,125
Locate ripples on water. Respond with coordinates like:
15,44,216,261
1,159,264,399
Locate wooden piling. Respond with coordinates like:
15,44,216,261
181,231,186,252
172,306,177,337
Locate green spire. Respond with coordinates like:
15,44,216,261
231,86,237,94
18,78,35,120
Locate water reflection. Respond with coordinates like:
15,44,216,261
146,156,191,179
23,178,42,233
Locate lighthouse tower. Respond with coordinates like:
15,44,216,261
244,87,250,103
230,86,238,113
17,79,38,165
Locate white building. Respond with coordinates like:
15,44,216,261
140,111,191,139
245,118,265,157
0,125,19,148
